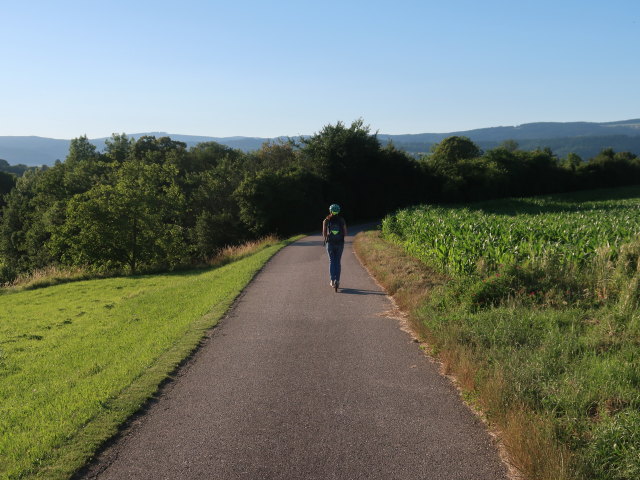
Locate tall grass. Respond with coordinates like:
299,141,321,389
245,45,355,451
374,187,640,480
206,235,280,267
3,265,96,290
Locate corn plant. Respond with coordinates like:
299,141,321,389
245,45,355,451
382,191,640,275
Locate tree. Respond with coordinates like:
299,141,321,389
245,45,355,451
104,133,134,164
132,135,187,162
186,141,242,173
0,159,31,176
51,159,186,273
63,136,109,195
376,143,425,210
0,171,40,271
246,141,300,174
499,139,519,153
578,148,640,189
187,153,249,258
562,152,583,171
429,136,481,164
235,169,324,236
300,119,403,220
0,171,16,207
301,119,428,220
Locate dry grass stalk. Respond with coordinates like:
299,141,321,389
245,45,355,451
207,235,279,267
6,265,92,290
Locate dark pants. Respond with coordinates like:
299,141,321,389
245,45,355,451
326,242,344,283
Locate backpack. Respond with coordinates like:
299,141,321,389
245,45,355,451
326,215,345,244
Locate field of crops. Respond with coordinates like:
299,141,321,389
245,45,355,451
382,187,640,274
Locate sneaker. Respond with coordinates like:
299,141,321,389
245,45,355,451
329,280,335,287
334,281,339,292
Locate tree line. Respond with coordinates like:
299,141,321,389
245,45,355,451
1,119,639,284
0,159,31,177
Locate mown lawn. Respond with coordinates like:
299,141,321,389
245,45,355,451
0,237,292,479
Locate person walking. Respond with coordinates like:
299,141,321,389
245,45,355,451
322,204,348,292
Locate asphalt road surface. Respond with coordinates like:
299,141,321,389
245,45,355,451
79,230,508,480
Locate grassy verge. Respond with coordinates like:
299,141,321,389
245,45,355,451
2,235,281,293
0,235,299,480
355,227,640,480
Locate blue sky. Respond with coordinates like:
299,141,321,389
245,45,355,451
1,0,638,138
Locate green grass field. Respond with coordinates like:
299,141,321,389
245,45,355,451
0,237,293,479
377,187,640,480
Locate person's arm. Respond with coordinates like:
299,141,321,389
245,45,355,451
342,218,348,237
322,219,328,244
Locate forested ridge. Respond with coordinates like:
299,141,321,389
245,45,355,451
2,119,639,167
2,119,640,284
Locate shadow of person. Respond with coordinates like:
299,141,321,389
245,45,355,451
338,288,386,296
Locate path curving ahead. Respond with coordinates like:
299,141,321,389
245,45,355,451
80,230,508,480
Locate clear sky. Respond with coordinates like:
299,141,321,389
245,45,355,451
1,0,639,139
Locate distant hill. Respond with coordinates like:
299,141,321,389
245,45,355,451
0,137,72,167
0,134,275,167
384,135,640,160
1,119,639,166
377,119,640,158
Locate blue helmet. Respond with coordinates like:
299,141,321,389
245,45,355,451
329,204,341,214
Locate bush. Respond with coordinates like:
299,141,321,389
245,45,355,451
0,258,16,285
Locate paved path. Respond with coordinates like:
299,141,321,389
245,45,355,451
80,230,508,480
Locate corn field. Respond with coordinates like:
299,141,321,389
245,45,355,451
381,191,640,274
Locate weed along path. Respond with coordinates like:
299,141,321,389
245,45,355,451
80,229,508,480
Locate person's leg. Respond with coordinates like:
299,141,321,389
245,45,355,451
326,243,337,284
334,243,344,284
